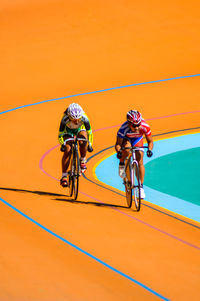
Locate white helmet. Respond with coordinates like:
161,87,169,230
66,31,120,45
67,103,84,119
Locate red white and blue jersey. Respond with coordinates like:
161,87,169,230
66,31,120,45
117,120,151,147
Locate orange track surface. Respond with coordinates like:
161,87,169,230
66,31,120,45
1,1,200,300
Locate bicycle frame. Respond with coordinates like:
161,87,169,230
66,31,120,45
63,136,88,200
123,146,148,210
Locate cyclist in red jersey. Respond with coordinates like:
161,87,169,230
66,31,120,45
115,110,154,198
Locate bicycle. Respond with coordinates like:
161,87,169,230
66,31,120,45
122,146,149,211
62,136,89,200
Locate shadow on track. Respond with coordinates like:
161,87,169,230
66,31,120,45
54,197,127,209
0,187,65,197
0,187,127,209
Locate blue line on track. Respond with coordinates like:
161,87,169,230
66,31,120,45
0,74,200,115
0,197,169,300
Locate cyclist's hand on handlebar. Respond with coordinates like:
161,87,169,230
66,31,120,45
88,144,93,152
60,144,66,152
117,150,122,159
147,149,153,157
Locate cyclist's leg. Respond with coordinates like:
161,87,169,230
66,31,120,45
62,134,73,172
135,150,144,184
120,139,131,162
60,134,73,186
136,150,145,198
129,137,146,198
119,139,131,178
77,128,87,172
77,128,87,158
129,137,144,183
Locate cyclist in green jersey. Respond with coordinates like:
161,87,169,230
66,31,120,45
58,103,93,187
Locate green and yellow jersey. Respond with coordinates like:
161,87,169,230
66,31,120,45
58,111,93,146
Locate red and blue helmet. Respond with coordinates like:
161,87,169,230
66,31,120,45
127,110,142,125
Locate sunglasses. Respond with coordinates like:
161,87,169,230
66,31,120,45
128,121,141,128
69,117,81,122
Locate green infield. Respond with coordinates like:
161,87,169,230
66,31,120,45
145,147,200,206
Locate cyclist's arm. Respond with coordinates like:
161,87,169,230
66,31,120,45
58,115,68,145
87,128,93,145
115,136,123,152
146,134,154,150
82,114,93,146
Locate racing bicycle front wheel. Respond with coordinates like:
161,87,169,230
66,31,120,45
73,147,80,200
132,162,141,211
124,158,132,208
68,155,74,197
